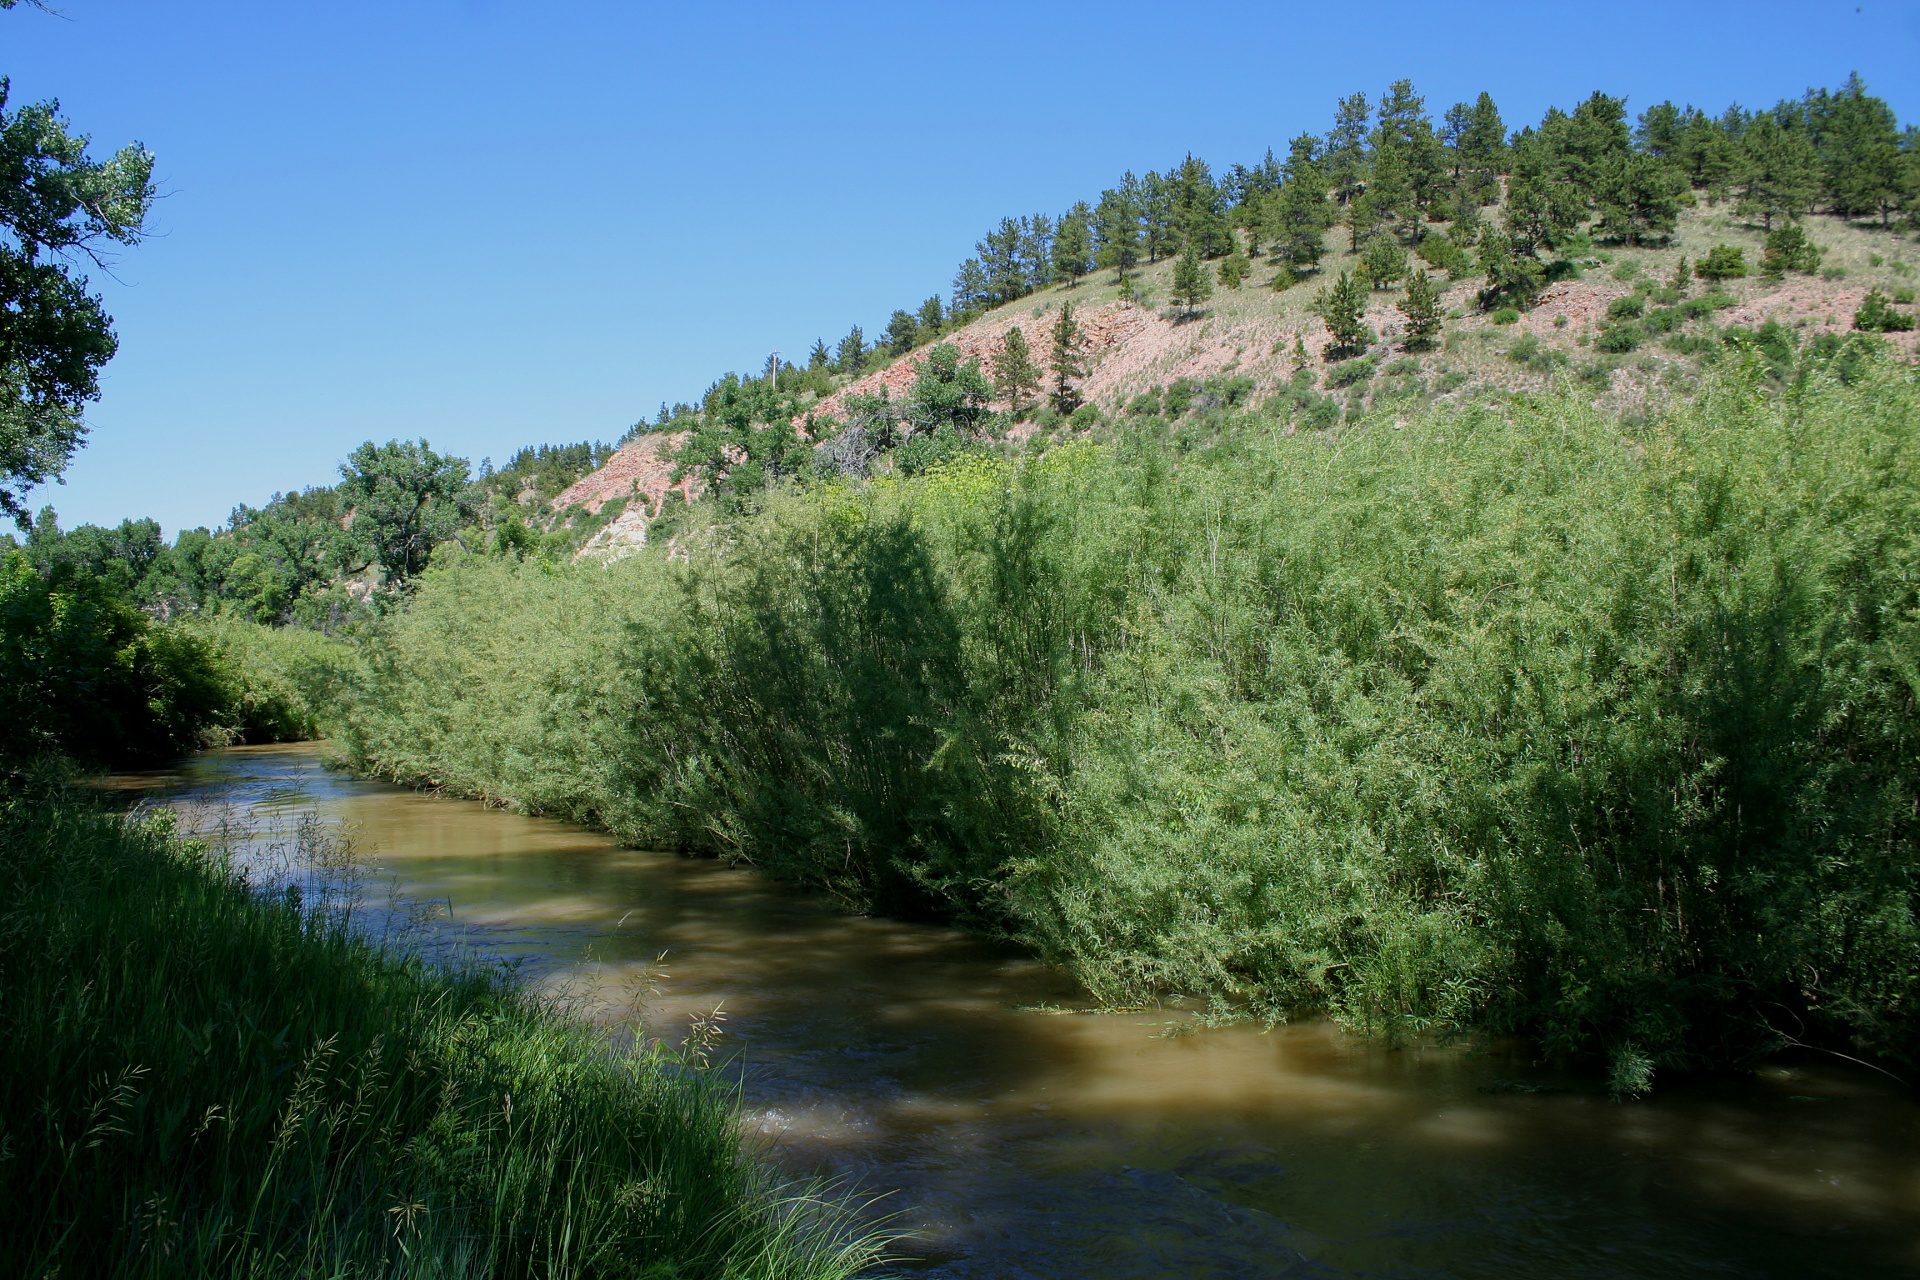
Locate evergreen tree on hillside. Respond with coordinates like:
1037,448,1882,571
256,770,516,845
1365,141,1416,242
1310,269,1371,356
1326,91,1372,204
1141,171,1175,261
1361,236,1407,289
1263,134,1333,279
1397,269,1444,349
885,309,918,356
1048,301,1086,412
1094,182,1142,281
903,342,993,438
916,296,945,341
835,326,867,375
1168,155,1232,257
1735,111,1820,229
1052,202,1094,286
1021,214,1056,291
951,259,991,315
1217,244,1250,290
1813,76,1904,226
979,217,1027,304
1374,79,1444,214
1593,150,1685,245
808,338,830,370
990,325,1041,418
1345,190,1381,252
1172,242,1214,316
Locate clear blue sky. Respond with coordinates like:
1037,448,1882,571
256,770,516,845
9,0,1918,535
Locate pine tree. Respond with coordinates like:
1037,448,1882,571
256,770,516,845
951,259,991,315
1735,112,1820,230
835,326,867,375
1670,256,1692,291
990,326,1041,418
1325,91,1372,204
916,295,945,341
1592,151,1685,245
885,309,918,356
1310,270,1372,356
1048,301,1086,413
1397,269,1444,349
1217,245,1250,290
1140,171,1175,262
1172,241,1214,316
808,338,830,370
1817,78,1904,227
1051,202,1094,286
1761,222,1822,276
1696,243,1747,285
1263,135,1332,279
1361,236,1407,289
1095,184,1142,281
1346,191,1380,252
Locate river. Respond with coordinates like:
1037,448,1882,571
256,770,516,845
114,742,1920,1279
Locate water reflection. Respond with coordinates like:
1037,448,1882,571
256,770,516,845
117,744,1920,1279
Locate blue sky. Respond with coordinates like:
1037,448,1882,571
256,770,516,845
8,0,1918,535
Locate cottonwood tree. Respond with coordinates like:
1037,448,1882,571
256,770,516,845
335,439,476,590
0,70,156,523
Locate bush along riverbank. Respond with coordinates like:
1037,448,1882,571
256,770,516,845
0,779,882,1279
342,362,1920,1096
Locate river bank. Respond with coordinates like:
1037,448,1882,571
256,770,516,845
119,743,1920,1280
0,762,881,1280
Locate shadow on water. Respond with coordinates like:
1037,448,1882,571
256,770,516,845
110,743,1920,1280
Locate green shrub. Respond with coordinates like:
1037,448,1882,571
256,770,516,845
1856,288,1917,333
1596,322,1644,353
1895,287,1917,305
345,363,1920,1096
1326,355,1377,388
1696,244,1747,284
1642,307,1681,334
1491,307,1520,325
1608,296,1645,320
0,552,229,764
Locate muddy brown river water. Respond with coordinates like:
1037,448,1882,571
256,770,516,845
117,743,1920,1279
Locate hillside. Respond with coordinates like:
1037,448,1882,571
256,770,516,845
555,198,1917,558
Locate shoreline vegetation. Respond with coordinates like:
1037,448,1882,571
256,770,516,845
0,775,885,1278
340,368,1920,1098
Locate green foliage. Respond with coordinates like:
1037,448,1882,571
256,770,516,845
1397,270,1445,349
1361,236,1407,289
1607,295,1645,320
990,326,1041,418
0,79,156,522
335,439,476,592
904,342,993,437
1490,307,1520,325
1855,288,1916,333
0,785,879,1279
1215,246,1250,290
343,364,1920,1093
1324,355,1376,388
1696,243,1748,284
1761,221,1823,276
1048,301,1086,412
1596,321,1644,352
1171,242,1213,315
1310,270,1372,356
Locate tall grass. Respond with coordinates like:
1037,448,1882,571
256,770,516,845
344,363,1920,1093
0,782,882,1278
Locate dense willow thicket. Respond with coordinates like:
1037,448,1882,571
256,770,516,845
342,362,1920,1095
